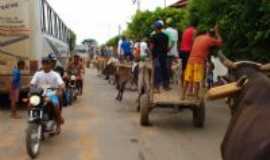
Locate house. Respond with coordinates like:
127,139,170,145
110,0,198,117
169,0,188,8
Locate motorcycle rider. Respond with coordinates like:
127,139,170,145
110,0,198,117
48,53,65,77
65,54,84,95
48,53,69,106
30,57,65,134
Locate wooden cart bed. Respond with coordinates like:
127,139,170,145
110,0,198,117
152,85,204,106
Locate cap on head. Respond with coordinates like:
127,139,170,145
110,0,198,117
158,20,164,27
153,20,164,30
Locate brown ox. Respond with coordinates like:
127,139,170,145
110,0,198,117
102,57,119,84
115,64,138,101
93,56,109,75
214,53,270,160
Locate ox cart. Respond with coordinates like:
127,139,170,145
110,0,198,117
138,61,206,128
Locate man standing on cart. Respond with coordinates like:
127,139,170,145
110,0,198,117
182,25,223,100
179,21,198,82
164,18,179,79
150,21,170,92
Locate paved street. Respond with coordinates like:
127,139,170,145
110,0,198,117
0,69,230,160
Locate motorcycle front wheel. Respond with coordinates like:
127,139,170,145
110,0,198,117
26,123,41,159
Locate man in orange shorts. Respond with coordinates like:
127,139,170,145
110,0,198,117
182,25,223,100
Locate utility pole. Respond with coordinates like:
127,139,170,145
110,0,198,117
164,0,167,8
118,25,122,37
137,0,141,11
133,0,141,11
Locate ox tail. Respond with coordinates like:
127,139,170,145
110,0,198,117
255,141,270,160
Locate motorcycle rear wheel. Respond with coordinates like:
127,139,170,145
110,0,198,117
26,123,41,159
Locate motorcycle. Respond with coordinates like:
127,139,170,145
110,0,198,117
25,86,58,159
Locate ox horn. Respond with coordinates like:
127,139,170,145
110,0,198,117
260,64,270,71
218,51,237,69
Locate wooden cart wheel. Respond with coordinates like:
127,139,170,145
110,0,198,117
192,100,205,128
140,94,151,126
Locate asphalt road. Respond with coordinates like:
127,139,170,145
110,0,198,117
0,69,230,160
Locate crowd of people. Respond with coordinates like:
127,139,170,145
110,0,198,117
116,18,223,100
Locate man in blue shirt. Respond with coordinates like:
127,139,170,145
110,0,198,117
120,36,133,60
10,60,25,119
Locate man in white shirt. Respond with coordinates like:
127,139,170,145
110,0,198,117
30,57,65,134
140,39,149,60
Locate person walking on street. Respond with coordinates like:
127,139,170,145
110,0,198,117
179,21,198,80
182,25,223,100
150,21,170,92
10,60,25,119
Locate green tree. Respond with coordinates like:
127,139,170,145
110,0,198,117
188,0,270,62
105,36,120,47
68,31,77,52
106,0,270,61
126,8,187,40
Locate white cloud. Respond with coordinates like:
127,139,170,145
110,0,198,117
47,0,178,44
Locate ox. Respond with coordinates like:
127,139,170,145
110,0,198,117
115,63,138,101
215,53,270,160
93,56,109,75
102,57,119,84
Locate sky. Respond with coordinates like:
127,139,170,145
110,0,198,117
47,0,178,45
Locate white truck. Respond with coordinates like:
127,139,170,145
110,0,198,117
0,0,73,93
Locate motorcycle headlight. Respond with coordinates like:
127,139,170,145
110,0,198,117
29,95,41,106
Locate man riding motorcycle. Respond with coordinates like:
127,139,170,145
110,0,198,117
65,55,84,95
48,53,70,106
48,53,65,77
30,57,65,134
